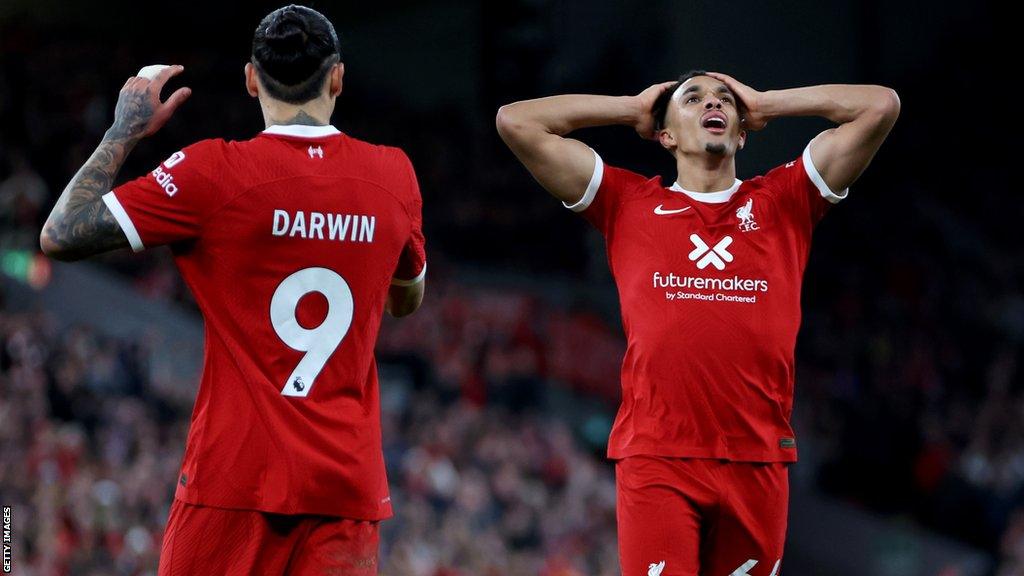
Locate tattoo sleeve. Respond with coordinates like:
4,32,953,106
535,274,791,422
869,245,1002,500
43,90,153,260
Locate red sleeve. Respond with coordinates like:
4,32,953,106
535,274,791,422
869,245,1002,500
563,149,650,235
390,150,426,286
102,140,225,251
760,142,849,228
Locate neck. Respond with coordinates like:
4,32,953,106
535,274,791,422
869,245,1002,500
672,149,737,192
260,97,333,129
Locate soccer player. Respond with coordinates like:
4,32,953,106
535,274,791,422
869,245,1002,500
40,5,425,575
496,71,899,575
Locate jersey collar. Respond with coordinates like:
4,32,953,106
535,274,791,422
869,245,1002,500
669,179,743,204
263,124,341,138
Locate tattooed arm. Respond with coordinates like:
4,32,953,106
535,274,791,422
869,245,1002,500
40,65,191,261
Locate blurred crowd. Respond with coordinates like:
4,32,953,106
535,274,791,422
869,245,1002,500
2,7,1024,576
0,294,623,576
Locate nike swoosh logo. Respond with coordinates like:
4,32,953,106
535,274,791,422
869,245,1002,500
654,204,691,215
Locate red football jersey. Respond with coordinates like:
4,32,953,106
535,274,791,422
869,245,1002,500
565,143,846,462
103,124,426,519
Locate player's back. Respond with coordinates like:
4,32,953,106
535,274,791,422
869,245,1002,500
104,124,426,518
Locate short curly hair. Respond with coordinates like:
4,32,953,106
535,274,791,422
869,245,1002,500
651,69,709,131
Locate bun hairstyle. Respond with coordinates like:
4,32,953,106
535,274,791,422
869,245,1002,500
252,5,342,104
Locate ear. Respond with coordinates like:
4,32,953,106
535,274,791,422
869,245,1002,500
738,129,747,151
244,63,259,98
328,63,344,98
658,128,676,151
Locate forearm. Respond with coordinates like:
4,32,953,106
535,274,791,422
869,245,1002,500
497,94,641,137
41,131,139,260
386,282,424,318
760,84,897,125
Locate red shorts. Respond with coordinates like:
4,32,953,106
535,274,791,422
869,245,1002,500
158,499,379,576
616,456,789,576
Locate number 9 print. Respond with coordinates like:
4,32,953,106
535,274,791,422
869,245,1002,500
270,267,354,397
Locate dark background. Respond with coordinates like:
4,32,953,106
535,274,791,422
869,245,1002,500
0,1,1019,575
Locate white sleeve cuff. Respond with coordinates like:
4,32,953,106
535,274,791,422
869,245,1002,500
102,191,145,252
391,262,426,287
802,144,849,205
562,149,604,213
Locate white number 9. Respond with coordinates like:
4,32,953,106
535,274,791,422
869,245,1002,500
270,267,354,397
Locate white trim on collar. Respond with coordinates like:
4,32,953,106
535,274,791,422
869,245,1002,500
669,179,743,204
263,124,341,138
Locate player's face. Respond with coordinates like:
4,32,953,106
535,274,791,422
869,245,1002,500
660,76,746,157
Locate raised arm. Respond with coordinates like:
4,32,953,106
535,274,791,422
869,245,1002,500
495,82,674,205
708,72,900,192
40,65,191,261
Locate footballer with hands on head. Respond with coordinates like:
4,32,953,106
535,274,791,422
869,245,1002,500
496,71,898,575
41,5,426,575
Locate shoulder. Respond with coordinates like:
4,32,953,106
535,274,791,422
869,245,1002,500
180,137,231,159
565,152,658,216
339,134,410,164
749,147,847,206
344,136,419,193
599,157,660,200
748,157,800,188
154,138,228,172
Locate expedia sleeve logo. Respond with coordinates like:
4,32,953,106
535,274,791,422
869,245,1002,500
151,151,185,196
164,151,186,168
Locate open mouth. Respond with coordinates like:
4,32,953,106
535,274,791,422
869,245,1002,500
701,114,727,135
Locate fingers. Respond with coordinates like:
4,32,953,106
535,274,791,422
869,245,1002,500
705,71,733,83
151,64,185,89
163,86,192,114
652,81,677,97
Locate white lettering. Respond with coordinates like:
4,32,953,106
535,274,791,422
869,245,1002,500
289,212,307,238
328,214,351,240
164,150,186,168
359,216,376,243
652,272,768,293
272,210,290,236
309,212,325,240
151,166,180,197
273,210,378,244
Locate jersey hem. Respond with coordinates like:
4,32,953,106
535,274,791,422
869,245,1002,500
562,148,604,212
102,191,145,252
607,444,798,463
802,143,849,204
172,492,394,521
392,262,427,286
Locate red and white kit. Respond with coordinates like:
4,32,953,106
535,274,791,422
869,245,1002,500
565,143,846,575
104,124,425,573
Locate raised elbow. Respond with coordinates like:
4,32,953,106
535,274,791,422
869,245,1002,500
495,104,527,140
874,87,901,124
39,223,79,262
39,225,63,259
495,105,515,136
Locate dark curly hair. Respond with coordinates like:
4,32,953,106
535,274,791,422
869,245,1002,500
651,69,708,131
